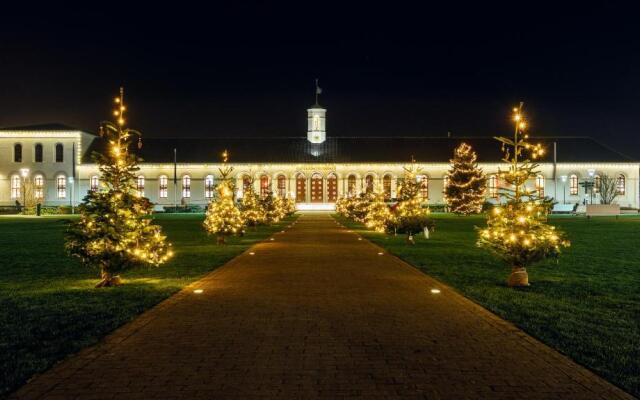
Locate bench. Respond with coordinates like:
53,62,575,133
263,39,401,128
551,204,576,214
586,204,620,216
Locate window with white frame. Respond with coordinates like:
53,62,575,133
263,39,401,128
383,174,392,200
260,175,269,197
616,174,625,195
277,175,286,198
417,175,428,200
57,175,67,198
205,175,215,199
569,174,578,196
365,175,374,193
182,175,191,198
159,175,168,198
34,175,44,200
34,144,43,163
10,175,21,199
55,144,64,163
137,175,145,197
90,175,99,192
488,175,498,198
347,174,357,197
535,175,545,197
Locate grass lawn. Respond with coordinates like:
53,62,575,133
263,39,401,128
0,213,296,398
335,213,640,397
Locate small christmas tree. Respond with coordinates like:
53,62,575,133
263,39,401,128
240,178,265,227
477,104,569,286
445,142,487,215
394,160,433,244
260,191,281,223
203,151,245,244
65,88,173,287
364,191,392,233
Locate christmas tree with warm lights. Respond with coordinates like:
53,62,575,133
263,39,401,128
203,151,245,244
445,142,486,215
65,88,173,287
260,192,281,223
477,103,570,286
364,190,392,233
240,178,265,227
394,160,433,243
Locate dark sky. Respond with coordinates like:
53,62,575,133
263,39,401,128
1,3,639,157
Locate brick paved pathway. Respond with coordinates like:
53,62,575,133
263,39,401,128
12,213,633,399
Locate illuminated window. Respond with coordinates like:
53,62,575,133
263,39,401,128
488,175,498,198
14,144,22,163
205,175,215,199
365,174,374,193
55,144,64,163
535,175,545,197
10,175,20,199
347,174,357,197
260,175,269,197
34,144,43,163
417,175,428,200
34,175,44,200
159,175,168,198
182,175,191,198
616,174,625,195
277,175,286,198
57,175,66,198
569,174,578,196
242,175,252,193
137,175,145,197
383,174,392,200
90,176,99,192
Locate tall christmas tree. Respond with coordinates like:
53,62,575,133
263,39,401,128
203,151,245,244
65,88,173,287
445,142,487,215
477,104,569,286
240,177,265,227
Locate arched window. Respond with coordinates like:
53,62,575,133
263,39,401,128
205,175,215,199
55,144,64,163
182,175,191,198
14,144,22,163
616,174,626,195
347,174,357,197
488,175,498,198
90,175,99,192
159,175,168,198
365,174,374,193
569,174,578,196
277,175,286,198
260,175,269,197
34,174,44,199
383,174,392,200
242,174,252,193
137,175,145,197
417,175,428,200
34,144,43,163
594,175,601,194
57,175,67,198
10,175,20,199
535,175,545,197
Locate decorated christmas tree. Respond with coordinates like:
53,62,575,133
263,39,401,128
260,191,281,223
393,160,433,243
240,178,265,227
364,191,392,233
477,104,570,286
65,88,173,287
445,142,486,215
203,151,245,244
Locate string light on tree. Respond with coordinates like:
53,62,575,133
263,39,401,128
445,142,487,215
477,103,569,287
65,87,173,287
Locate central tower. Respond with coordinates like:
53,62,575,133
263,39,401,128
307,79,326,143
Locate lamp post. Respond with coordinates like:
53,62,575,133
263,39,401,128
68,177,75,214
560,175,567,204
20,168,29,215
587,169,595,204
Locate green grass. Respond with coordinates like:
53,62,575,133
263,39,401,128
0,214,296,398
335,213,640,397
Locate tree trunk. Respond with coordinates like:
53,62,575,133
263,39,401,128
217,235,226,245
507,266,530,287
95,270,123,288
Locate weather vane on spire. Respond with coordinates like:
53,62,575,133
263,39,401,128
315,78,322,105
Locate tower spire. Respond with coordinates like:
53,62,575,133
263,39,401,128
314,78,322,106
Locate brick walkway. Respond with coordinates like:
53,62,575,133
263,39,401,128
12,213,633,399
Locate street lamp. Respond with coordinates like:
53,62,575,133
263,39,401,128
20,168,29,214
560,175,567,204
68,177,75,214
587,169,596,204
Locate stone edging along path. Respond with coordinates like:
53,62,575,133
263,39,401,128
11,213,634,399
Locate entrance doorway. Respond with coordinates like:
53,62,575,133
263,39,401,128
296,174,306,203
311,173,323,203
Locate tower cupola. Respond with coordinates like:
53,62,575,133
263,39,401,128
307,79,326,143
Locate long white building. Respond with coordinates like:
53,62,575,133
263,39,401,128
1,103,638,210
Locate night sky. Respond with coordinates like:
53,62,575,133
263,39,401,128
1,3,638,158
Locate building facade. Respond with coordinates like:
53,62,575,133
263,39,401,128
1,105,638,210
